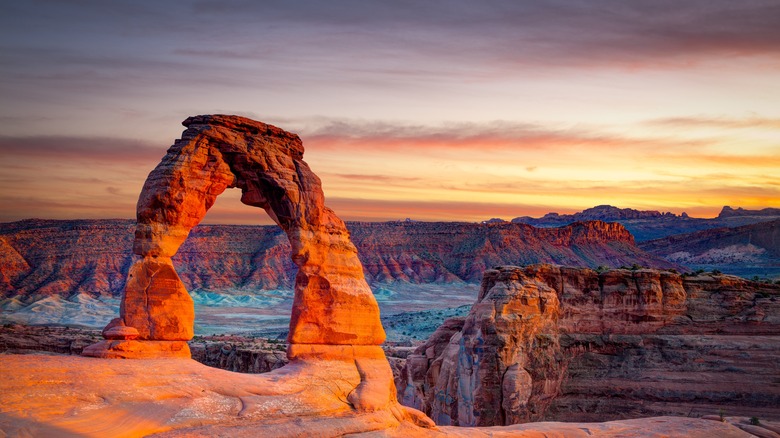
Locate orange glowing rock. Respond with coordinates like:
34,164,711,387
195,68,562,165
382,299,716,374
86,115,385,360
120,257,194,341
102,324,140,340
0,354,754,437
82,340,190,359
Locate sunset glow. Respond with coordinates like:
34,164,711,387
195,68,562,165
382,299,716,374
1,1,778,224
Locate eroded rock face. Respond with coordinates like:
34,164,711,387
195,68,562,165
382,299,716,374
85,115,385,357
400,265,780,426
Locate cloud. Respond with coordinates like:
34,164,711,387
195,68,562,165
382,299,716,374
334,174,421,183
302,119,649,154
185,0,780,71
0,136,165,163
647,116,780,130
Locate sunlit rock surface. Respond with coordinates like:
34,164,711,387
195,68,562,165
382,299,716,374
84,114,386,360
0,355,757,437
400,265,780,426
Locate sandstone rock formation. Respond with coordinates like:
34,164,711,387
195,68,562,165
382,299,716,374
84,114,386,360
399,265,780,426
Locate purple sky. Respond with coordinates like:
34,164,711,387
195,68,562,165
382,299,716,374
1,1,779,223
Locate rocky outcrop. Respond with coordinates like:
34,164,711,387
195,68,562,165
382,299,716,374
0,324,291,374
0,324,102,356
400,265,780,426
0,219,676,300
188,336,289,374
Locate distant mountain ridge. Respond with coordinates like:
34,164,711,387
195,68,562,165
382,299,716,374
0,218,675,300
718,206,780,218
639,219,780,279
514,204,685,222
512,205,780,241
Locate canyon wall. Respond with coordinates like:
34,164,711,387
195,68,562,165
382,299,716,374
399,265,780,426
0,219,675,300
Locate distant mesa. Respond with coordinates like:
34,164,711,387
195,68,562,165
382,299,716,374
0,218,678,303
481,217,508,224
512,204,686,224
512,204,780,242
718,205,780,218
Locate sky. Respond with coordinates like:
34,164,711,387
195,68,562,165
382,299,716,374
1,0,779,224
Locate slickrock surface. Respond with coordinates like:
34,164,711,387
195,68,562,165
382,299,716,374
399,265,780,426
0,354,756,437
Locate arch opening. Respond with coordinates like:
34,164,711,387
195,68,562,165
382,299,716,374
176,186,295,339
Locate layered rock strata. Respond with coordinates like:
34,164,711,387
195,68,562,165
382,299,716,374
0,218,676,301
399,265,780,426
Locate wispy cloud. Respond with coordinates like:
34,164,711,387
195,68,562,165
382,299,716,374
0,136,165,163
334,174,421,183
647,116,780,130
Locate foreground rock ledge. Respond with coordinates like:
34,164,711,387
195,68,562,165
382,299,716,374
0,355,755,437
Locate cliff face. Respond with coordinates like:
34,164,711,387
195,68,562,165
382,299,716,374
399,265,780,426
0,219,673,299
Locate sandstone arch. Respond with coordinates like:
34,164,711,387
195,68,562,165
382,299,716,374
85,114,385,358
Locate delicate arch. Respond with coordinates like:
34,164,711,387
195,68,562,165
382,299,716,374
120,115,385,347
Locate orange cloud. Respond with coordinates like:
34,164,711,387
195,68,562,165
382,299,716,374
1,122,777,225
